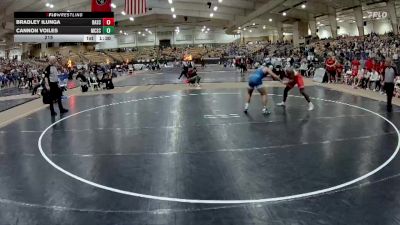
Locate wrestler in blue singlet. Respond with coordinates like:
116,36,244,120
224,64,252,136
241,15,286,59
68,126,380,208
248,68,266,89
244,66,281,115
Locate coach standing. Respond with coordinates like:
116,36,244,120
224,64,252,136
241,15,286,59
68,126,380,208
45,56,68,116
384,58,397,112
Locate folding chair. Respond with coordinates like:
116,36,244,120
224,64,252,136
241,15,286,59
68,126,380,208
58,77,68,92
89,76,99,91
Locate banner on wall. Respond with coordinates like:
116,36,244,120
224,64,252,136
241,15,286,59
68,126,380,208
92,0,112,12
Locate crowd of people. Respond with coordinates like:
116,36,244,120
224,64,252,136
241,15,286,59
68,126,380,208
0,55,124,115
0,58,42,90
317,33,400,92
313,33,400,111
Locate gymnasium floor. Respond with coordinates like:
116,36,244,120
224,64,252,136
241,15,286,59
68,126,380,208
0,87,30,97
0,97,37,112
0,68,400,225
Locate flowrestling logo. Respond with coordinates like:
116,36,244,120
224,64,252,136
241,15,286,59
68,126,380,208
367,11,388,19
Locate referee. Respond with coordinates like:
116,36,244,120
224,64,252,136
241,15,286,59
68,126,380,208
384,58,397,112
45,56,68,116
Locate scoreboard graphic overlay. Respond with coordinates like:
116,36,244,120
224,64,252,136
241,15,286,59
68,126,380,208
14,12,115,42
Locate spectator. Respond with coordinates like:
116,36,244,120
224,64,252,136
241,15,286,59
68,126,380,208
299,58,308,76
178,61,189,79
365,57,374,73
27,68,33,90
325,55,337,83
369,69,380,91
32,74,45,96
353,67,364,89
336,60,344,82
187,67,201,87
362,69,371,89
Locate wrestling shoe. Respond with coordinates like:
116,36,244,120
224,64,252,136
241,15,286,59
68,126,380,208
276,102,285,106
262,108,271,115
308,102,314,111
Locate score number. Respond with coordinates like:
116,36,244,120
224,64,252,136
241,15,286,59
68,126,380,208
102,18,114,35
92,18,115,26
102,26,114,34
102,18,115,26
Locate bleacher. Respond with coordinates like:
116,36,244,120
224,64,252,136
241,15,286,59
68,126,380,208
119,52,134,62
23,41,297,67
83,52,114,64
106,51,124,62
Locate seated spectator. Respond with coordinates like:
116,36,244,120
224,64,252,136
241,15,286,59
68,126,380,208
353,68,364,89
76,71,89,91
101,72,114,89
32,74,45,95
369,70,380,91
299,58,308,76
362,69,371,89
344,69,353,85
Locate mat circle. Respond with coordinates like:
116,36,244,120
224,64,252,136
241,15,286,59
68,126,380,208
38,93,400,204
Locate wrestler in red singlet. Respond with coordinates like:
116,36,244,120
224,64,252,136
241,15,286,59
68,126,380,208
277,68,314,111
